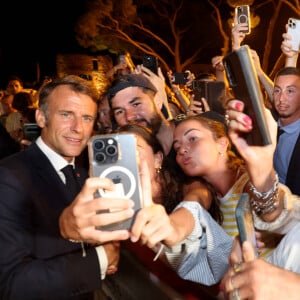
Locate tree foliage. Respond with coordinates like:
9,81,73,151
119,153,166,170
75,0,300,75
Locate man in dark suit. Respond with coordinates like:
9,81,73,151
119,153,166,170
273,67,300,196
0,75,134,300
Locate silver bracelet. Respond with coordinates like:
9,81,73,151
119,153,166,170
249,174,279,216
249,173,279,200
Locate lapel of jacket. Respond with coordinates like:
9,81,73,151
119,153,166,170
286,132,300,194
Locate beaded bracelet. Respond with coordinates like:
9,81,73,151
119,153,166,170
249,174,279,216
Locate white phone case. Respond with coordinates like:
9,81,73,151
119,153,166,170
287,18,300,51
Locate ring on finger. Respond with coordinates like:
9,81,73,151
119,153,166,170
224,114,230,125
233,261,243,274
232,288,241,300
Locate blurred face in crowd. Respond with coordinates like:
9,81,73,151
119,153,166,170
1,94,15,115
36,85,97,162
173,119,228,179
7,80,23,95
273,74,300,126
110,87,163,134
97,96,113,134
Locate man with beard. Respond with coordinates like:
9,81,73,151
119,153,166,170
273,67,300,195
106,73,175,155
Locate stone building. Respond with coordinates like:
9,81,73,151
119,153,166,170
56,53,113,95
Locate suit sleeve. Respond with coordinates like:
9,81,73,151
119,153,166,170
0,165,102,300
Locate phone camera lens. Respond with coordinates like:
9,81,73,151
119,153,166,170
106,145,117,156
95,152,106,163
94,140,105,151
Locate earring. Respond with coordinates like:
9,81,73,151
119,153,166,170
155,167,162,174
219,152,224,157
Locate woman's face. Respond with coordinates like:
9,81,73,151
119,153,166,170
173,119,223,177
135,134,162,182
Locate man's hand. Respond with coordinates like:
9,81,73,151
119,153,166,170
59,177,134,244
103,242,121,275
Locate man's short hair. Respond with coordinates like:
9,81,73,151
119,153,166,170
275,67,300,80
106,74,157,102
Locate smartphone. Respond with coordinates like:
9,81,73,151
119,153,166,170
223,45,272,146
142,54,158,74
235,193,258,257
23,123,41,142
88,133,143,230
191,80,225,114
235,5,251,34
172,72,189,85
118,54,126,63
287,18,300,51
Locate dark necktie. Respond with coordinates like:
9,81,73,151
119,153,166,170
277,127,285,142
60,165,81,199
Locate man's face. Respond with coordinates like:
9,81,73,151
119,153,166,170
36,85,97,162
1,95,14,114
98,97,113,133
273,74,300,124
7,80,23,95
110,86,163,134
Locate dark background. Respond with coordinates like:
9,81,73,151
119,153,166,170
0,0,87,88
0,0,295,89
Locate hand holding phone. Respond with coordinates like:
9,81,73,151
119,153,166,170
191,80,225,114
287,18,300,51
235,5,251,34
142,55,158,74
223,45,271,146
171,72,189,85
88,133,143,230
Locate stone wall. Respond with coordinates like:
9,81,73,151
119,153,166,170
56,53,112,95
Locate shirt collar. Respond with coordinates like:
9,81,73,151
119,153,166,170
278,118,300,134
35,136,75,172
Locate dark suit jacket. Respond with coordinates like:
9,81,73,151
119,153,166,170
285,133,300,196
0,143,102,300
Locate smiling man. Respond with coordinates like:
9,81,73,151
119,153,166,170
0,75,135,299
106,73,175,156
273,67,300,195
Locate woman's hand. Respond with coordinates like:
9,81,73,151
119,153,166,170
226,99,277,191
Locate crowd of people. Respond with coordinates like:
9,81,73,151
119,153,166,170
0,15,300,300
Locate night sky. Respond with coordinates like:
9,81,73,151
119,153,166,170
0,0,86,88
0,0,292,89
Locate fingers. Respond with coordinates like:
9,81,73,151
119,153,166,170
201,97,210,112
242,240,256,262
59,177,137,243
229,236,243,266
131,204,169,246
187,96,205,115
